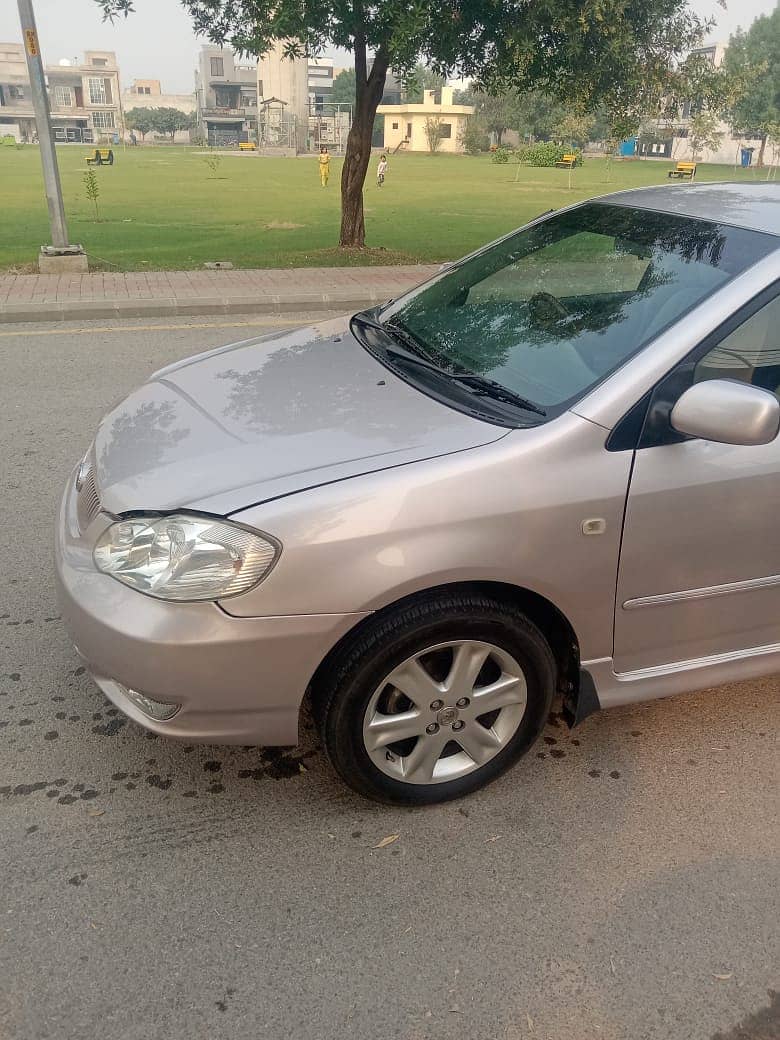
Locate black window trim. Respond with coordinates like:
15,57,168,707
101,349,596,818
606,277,780,451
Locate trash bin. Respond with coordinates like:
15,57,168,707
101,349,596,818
740,147,754,167
112,132,120,145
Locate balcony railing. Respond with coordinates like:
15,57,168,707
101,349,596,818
201,106,245,118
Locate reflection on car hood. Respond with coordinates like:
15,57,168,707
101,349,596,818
93,315,507,515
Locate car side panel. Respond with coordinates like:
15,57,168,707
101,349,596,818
223,414,633,664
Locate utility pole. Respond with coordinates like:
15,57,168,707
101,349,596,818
17,0,87,270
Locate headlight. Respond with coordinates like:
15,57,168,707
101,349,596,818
93,514,279,601
75,451,92,492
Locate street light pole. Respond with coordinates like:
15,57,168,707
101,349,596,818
17,0,86,268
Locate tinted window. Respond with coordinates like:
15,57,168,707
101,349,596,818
694,292,780,400
381,204,775,416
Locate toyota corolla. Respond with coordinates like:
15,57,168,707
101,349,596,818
55,183,780,803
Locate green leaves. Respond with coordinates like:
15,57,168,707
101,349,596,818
125,107,193,140
725,8,780,138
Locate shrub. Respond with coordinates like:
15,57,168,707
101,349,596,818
520,142,583,167
459,117,489,155
491,146,512,163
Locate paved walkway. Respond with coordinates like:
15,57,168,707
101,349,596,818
0,264,439,324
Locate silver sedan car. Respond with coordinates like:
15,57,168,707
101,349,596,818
56,182,780,804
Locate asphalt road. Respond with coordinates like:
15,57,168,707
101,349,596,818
1,317,778,1040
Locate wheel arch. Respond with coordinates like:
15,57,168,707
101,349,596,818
305,579,586,727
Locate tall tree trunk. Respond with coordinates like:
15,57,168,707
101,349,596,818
757,133,767,168
339,39,389,248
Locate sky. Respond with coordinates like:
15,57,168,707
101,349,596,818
0,0,776,94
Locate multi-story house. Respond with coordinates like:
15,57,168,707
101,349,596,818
195,46,257,145
308,57,334,114
124,80,196,141
641,43,764,165
0,42,34,140
0,44,122,144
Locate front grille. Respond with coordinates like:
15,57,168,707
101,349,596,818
77,466,101,532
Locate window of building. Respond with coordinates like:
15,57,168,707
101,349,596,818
92,110,115,129
54,86,73,107
440,122,452,139
215,88,236,108
392,121,399,130
88,77,107,104
9,85,25,100
91,57,108,67
210,56,224,77
240,91,257,107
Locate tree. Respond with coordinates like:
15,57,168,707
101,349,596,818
458,116,490,154
725,7,780,166
424,115,444,153
688,110,724,161
514,92,568,142
331,68,357,107
454,89,525,146
765,120,780,177
96,0,714,249
83,168,101,220
405,64,446,104
552,111,594,147
124,106,154,141
152,107,194,141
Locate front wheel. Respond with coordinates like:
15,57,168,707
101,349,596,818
318,594,556,804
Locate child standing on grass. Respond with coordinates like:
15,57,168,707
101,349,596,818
318,145,330,187
377,154,388,187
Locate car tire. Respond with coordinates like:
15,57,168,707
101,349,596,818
318,593,556,804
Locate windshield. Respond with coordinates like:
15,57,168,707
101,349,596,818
379,203,775,418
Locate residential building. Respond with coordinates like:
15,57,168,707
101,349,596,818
0,44,122,143
377,86,474,153
123,80,196,143
195,45,257,146
124,80,196,113
308,57,333,113
643,42,763,165
380,69,403,106
128,78,160,96
257,41,308,151
0,42,33,141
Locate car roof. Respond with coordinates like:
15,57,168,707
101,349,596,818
600,181,780,236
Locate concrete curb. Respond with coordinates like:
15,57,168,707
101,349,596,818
0,287,407,325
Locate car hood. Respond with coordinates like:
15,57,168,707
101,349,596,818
93,315,508,515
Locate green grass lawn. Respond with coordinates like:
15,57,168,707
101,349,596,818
0,144,770,272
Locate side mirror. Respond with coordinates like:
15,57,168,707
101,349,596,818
671,379,780,447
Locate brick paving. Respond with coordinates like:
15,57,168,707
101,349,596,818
0,265,439,323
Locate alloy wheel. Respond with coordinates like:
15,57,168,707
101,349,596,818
362,640,528,785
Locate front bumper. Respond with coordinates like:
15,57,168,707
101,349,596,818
54,474,367,745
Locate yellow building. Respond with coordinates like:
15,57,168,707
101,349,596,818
378,86,474,153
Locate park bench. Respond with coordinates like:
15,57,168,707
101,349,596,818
668,161,696,179
555,153,577,168
85,148,114,166
238,141,257,151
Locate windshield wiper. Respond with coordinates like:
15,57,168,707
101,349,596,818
351,312,546,418
352,312,442,364
446,373,547,416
